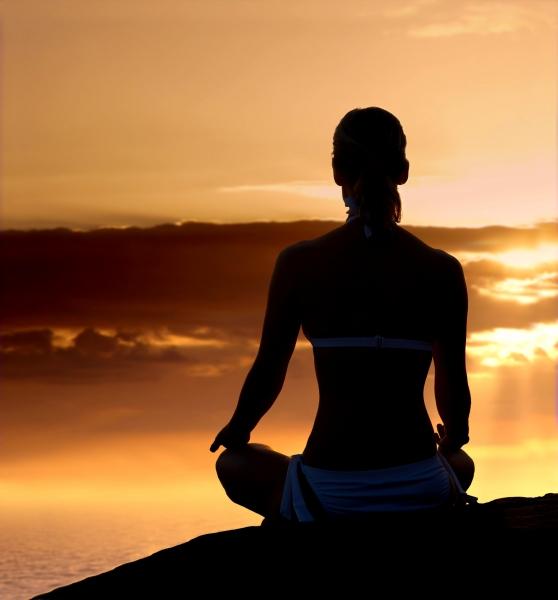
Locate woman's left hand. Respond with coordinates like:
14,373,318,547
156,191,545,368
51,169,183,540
434,423,467,454
209,421,251,453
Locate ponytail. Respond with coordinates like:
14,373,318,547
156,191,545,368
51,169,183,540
332,107,406,232
352,150,402,230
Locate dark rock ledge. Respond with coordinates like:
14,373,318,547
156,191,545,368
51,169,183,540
34,493,558,597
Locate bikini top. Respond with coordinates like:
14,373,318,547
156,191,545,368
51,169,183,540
307,335,432,352
308,199,431,353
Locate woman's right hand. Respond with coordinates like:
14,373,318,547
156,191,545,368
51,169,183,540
209,421,251,453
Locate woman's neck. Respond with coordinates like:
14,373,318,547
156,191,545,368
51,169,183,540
344,195,396,241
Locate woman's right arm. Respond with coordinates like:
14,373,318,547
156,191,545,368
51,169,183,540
432,253,471,452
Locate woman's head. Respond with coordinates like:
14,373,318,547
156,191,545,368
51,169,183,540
332,107,409,229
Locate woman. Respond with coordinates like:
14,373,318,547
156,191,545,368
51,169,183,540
210,106,476,523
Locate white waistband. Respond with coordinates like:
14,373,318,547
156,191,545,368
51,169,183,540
279,451,478,522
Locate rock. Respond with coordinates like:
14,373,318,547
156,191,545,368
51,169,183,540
33,493,558,597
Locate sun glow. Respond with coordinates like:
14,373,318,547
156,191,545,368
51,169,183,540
135,329,230,349
467,321,558,368
473,271,558,305
456,243,558,269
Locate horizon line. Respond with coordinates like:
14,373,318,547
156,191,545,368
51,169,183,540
0,216,556,235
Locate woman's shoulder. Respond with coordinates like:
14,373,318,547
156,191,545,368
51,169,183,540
280,223,462,275
275,239,315,278
396,225,461,266
279,238,314,259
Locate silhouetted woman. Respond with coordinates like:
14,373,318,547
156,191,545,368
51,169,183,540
210,106,476,523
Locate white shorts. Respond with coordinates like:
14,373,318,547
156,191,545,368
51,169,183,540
279,450,475,522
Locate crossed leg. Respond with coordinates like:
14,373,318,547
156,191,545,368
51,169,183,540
442,448,475,491
215,443,476,519
215,443,291,519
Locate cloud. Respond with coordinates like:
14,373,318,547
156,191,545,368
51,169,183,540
2,219,556,467
382,0,441,19
466,321,558,369
217,180,339,201
456,244,558,269
473,271,558,305
385,1,558,38
0,325,252,381
1,219,556,381
0,328,54,353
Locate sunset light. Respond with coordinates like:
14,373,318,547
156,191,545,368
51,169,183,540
1,1,556,597
467,321,558,368
458,243,558,269
474,271,558,305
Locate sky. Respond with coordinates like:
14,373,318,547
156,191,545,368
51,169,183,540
0,2,557,595
1,219,557,505
1,0,557,230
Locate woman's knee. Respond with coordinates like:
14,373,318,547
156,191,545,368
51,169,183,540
215,443,271,483
445,448,475,491
215,447,238,483
214,443,288,514
215,448,244,503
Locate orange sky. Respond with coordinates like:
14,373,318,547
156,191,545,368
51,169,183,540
0,5,557,581
2,5,557,596
1,0,557,230
1,219,557,510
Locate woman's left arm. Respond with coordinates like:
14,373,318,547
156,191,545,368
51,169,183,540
210,245,302,452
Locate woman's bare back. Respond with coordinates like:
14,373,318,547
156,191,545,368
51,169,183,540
297,216,461,470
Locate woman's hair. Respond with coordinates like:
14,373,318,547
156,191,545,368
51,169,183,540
332,107,407,230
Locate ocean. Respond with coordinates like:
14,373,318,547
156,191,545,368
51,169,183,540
0,502,260,599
